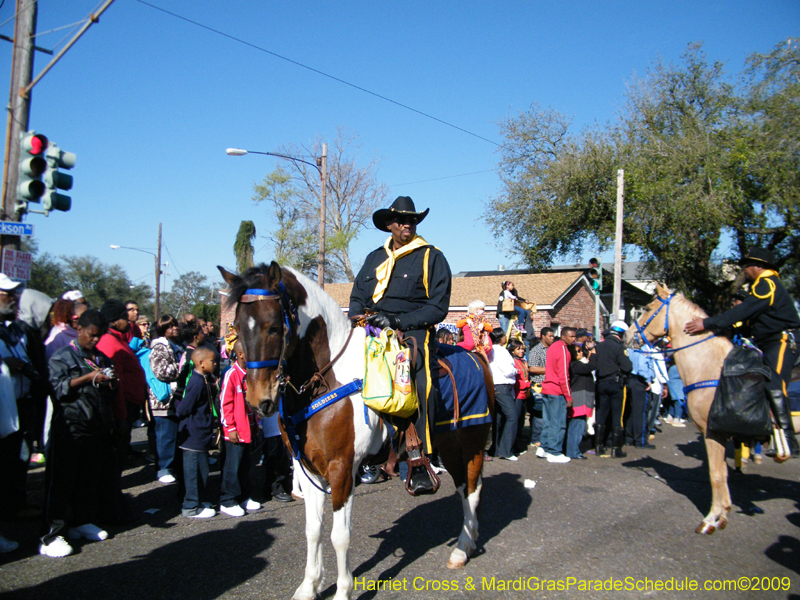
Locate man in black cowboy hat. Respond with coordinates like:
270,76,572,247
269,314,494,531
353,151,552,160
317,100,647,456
685,248,800,459
349,196,451,494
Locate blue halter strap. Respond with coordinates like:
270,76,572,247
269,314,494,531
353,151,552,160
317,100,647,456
240,284,296,371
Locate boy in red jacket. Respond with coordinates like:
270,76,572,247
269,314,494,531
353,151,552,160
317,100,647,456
540,327,577,464
219,340,260,516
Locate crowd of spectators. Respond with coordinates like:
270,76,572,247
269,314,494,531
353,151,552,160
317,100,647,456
448,297,692,467
0,282,294,558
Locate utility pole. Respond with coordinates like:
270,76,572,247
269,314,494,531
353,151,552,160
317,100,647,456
155,222,162,322
613,169,624,320
1,0,37,253
317,143,327,288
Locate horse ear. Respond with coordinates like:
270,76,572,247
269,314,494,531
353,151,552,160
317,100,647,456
268,261,282,289
655,282,668,298
218,266,240,288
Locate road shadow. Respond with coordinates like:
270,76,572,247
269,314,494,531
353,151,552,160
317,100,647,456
0,519,278,600
621,454,800,521
330,472,529,600
764,499,800,577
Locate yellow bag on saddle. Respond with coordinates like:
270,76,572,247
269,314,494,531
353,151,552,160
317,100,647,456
362,329,418,418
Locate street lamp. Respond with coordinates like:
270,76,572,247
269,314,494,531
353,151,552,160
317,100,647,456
110,222,163,321
226,145,328,288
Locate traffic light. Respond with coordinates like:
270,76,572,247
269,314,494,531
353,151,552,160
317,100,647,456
588,257,602,295
42,143,75,215
16,131,48,215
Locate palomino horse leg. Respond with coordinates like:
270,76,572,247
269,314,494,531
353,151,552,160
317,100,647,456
293,473,327,600
697,432,731,535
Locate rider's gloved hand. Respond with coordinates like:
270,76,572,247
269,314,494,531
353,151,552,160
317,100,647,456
366,312,401,330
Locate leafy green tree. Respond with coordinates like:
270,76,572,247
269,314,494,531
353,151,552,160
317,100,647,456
61,256,152,310
490,40,800,308
160,271,220,318
252,128,387,282
233,220,256,273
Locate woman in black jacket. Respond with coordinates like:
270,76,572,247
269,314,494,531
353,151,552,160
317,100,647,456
40,310,117,558
565,343,597,459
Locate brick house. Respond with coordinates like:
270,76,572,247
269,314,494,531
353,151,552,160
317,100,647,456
220,271,609,337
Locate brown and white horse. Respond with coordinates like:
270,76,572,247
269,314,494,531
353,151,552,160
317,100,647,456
630,283,735,534
219,262,493,600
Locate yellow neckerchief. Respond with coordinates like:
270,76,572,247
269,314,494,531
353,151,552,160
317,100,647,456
751,269,779,306
372,235,429,303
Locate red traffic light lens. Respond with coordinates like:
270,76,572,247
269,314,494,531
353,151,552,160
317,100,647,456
30,134,47,154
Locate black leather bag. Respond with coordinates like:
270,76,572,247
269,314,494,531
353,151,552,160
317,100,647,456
707,346,772,440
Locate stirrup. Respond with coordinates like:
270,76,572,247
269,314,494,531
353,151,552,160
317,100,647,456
404,453,441,496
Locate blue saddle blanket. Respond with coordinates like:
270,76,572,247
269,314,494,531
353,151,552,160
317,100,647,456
433,345,492,434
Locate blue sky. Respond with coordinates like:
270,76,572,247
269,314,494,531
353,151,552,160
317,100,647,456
1,0,797,296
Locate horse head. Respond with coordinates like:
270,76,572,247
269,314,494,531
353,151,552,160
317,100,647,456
218,261,306,417
628,282,675,346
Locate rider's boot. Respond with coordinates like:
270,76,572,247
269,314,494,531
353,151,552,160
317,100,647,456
765,389,800,460
594,424,608,457
610,427,627,459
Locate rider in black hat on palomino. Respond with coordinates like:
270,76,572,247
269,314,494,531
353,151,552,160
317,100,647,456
684,248,800,459
349,196,452,494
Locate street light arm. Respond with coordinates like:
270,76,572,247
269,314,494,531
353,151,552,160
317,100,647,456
226,148,320,172
110,244,157,258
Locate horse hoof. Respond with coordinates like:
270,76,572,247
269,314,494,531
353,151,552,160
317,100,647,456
447,558,467,569
717,519,727,530
695,522,715,535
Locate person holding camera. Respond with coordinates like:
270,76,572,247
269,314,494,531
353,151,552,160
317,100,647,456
40,310,117,557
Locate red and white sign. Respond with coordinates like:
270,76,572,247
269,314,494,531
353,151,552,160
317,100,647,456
2,249,32,281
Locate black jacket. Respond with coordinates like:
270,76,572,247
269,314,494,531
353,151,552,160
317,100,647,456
48,342,115,440
594,334,633,380
349,240,451,331
704,271,800,344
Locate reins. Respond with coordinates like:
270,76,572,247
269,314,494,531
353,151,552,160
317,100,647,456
634,292,720,396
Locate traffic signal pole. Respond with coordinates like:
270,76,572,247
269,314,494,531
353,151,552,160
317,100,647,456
1,0,37,253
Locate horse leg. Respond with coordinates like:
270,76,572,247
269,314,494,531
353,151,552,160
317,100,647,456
696,433,731,535
329,491,355,600
293,472,327,600
440,429,486,569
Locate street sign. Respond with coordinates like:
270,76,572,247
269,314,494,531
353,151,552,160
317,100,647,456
0,221,34,236
2,249,32,281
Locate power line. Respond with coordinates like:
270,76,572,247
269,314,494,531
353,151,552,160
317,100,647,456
390,169,495,187
134,0,501,147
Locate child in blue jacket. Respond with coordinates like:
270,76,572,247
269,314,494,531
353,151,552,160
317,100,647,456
176,347,217,518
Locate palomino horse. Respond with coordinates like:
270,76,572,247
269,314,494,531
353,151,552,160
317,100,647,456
630,283,736,534
219,262,493,600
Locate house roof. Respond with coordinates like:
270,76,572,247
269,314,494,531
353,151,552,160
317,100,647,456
324,271,590,310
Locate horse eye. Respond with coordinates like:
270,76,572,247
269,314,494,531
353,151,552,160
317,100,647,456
267,325,281,336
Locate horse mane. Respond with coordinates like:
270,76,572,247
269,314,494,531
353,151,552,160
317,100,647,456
668,292,710,321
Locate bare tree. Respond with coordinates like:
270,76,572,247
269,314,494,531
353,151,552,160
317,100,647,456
253,127,388,282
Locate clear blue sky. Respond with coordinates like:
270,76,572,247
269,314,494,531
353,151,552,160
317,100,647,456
2,0,797,296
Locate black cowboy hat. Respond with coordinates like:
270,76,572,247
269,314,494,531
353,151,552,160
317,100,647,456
372,196,430,232
739,247,779,271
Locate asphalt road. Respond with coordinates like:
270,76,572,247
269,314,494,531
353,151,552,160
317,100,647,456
1,422,798,600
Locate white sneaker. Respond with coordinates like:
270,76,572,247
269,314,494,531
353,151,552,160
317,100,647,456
499,455,519,461
0,534,19,554
158,474,176,484
546,453,571,463
535,446,546,458
221,504,245,517
670,421,686,428
664,415,674,423
187,507,216,519
39,536,73,557
241,498,261,512
68,523,108,541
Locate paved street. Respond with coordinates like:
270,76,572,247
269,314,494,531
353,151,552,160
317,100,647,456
1,422,798,600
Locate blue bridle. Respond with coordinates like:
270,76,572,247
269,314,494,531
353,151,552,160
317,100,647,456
238,283,297,370
633,292,719,396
